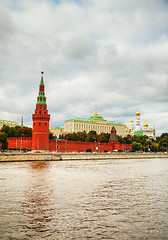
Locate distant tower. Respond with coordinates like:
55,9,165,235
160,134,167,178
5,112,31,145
109,126,118,143
32,72,50,151
153,125,156,136
21,116,23,127
129,119,134,132
135,109,141,131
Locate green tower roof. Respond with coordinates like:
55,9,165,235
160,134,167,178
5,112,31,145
36,71,46,105
40,72,44,85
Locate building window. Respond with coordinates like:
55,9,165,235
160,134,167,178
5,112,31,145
39,123,41,126
45,123,47,126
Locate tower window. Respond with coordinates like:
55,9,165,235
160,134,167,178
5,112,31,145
45,123,47,126
39,123,41,126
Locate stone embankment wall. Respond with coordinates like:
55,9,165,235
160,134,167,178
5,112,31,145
0,153,61,162
0,152,168,162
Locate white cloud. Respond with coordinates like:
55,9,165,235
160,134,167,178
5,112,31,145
0,0,168,135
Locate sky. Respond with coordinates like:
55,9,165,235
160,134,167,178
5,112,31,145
0,0,168,136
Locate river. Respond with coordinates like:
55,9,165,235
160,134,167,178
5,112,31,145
0,158,168,239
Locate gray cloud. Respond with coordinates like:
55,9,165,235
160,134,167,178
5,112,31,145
0,0,168,135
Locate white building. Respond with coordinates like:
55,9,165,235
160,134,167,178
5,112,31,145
128,110,156,140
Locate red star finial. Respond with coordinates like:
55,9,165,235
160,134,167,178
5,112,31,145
41,71,44,75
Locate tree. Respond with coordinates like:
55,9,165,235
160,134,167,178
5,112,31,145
159,136,168,152
131,142,142,152
117,135,124,143
49,131,56,140
97,133,108,143
10,127,16,137
0,132,8,150
86,131,97,142
0,125,11,137
123,135,133,144
15,127,32,137
161,133,168,138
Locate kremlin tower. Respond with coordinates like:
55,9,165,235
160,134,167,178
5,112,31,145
32,72,50,151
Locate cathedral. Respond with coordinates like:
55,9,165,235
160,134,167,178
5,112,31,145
128,110,156,140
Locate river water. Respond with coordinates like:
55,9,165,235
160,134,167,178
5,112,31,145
0,158,168,239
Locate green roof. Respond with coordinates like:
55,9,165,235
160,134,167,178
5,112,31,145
134,130,143,136
36,73,46,105
40,75,44,85
66,118,94,123
65,118,124,126
89,115,104,120
0,120,18,125
50,127,64,130
107,121,124,125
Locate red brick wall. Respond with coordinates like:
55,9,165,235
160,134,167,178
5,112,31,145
49,139,132,152
7,137,132,152
7,137,32,150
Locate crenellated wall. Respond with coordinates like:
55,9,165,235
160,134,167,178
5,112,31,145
7,137,131,152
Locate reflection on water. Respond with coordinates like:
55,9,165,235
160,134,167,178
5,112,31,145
0,159,168,239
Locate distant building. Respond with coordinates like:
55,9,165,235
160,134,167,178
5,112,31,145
127,110,156,140
0,120,19,130
50,111,127,138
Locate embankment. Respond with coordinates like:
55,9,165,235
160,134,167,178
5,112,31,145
0,152,168,162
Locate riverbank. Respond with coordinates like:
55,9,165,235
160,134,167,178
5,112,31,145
0,152,168,162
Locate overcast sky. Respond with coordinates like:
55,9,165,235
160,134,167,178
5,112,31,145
0,0,168,135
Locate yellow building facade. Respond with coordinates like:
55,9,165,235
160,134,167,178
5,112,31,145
50,112,127,138
0,120,19,130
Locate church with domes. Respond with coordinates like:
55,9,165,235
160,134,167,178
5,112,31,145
127,110,156,140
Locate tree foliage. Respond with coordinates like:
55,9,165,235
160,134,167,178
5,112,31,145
60,131,110,143
0,125,32,137
132,142,142,152
0,132,8,150
49,131,56,140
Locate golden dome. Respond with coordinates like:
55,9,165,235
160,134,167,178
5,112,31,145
144,121,148,127
93,112,99,117
136,109,140,116
129,119,133,122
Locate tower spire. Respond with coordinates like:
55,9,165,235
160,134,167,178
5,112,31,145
36,71,46,105
40,71,44,85
21,116,23,127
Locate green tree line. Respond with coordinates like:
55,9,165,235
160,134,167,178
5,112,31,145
59,131,110,143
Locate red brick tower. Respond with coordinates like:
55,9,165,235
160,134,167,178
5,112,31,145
109,126,118,143
32,72,50,151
